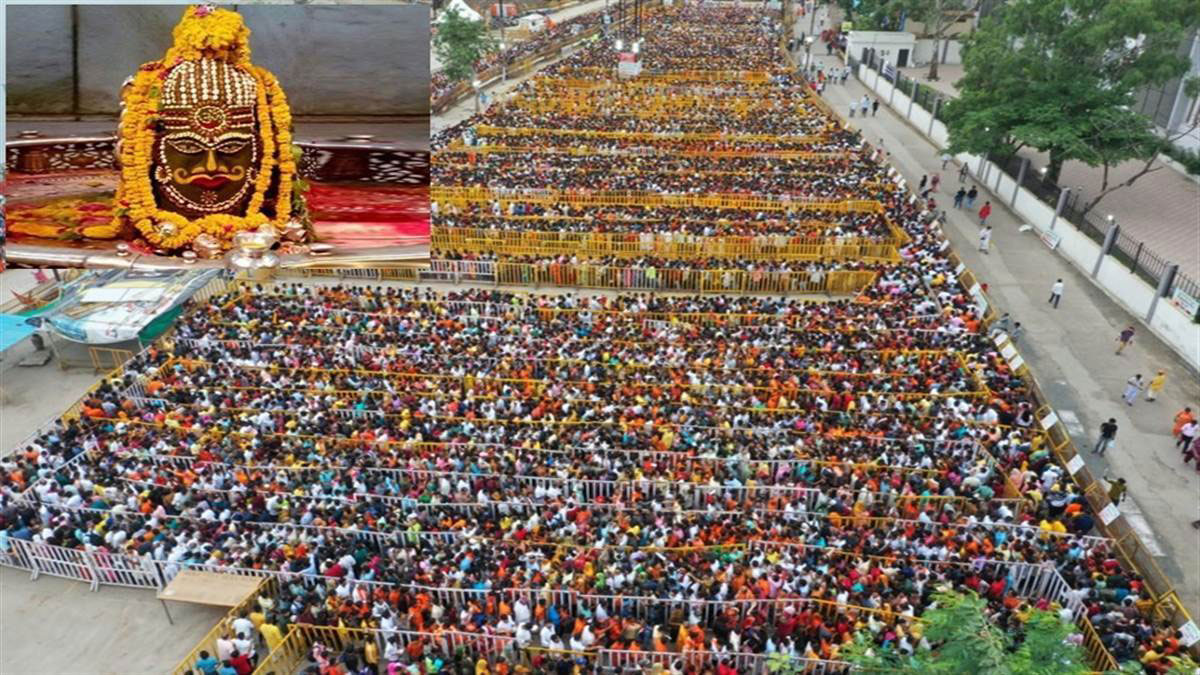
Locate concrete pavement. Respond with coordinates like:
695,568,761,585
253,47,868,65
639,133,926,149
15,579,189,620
0,567,226,674
803,4,1199,618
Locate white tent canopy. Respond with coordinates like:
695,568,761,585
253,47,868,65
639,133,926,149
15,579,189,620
436,0,483,23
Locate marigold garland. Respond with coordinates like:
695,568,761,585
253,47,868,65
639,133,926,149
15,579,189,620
112,5,298,251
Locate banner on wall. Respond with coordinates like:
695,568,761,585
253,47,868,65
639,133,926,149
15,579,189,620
1172,287,1200,319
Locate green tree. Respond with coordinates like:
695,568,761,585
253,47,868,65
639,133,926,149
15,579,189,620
433,7,497,84
839,590,1090,674
942,0,1198,216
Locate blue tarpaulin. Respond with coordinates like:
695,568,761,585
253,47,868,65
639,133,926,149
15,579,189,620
0,314,37,352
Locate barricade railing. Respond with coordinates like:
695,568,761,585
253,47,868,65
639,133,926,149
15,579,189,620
123,433,985,475
110,465,1022,521
2,532,1118,670
186,284,943,328
431,185,883,213
432,227,901,262
257,622,857,674
143,354,985,401
188,272,235,304
437,142,856,160
87,347,135,374
469,123,822,144
0,533,1097,620
424,259,879,295
422,258,497,282
2,538,160,592
97,397,1045,468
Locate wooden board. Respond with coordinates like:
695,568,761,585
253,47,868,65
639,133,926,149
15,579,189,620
156,571,264,608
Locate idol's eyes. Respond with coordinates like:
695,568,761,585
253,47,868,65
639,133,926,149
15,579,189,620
165,137,249,154
166,137,206,155
215,139,250,154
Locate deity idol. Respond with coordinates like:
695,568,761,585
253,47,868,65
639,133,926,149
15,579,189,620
114,5,305,252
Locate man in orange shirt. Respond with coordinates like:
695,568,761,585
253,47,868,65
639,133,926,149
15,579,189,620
1173,407,1194,436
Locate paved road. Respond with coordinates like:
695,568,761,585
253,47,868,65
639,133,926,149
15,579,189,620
804,5,1200,619
0,567,226,674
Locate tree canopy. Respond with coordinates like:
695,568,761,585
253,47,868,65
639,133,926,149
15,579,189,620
433,7,496,84
837,589,1199,674
941,0,1198,208
839,589,1091,675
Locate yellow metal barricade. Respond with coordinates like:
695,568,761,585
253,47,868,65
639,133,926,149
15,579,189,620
87,347,134,374
432,227,900,263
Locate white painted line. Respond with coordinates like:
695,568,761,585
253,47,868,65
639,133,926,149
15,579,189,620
1118,496,1167,557
1058,409,1086,437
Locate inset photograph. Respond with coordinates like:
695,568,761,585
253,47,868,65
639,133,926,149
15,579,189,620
4,4,430,270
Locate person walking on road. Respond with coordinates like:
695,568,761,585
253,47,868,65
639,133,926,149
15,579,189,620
1010,322,1023,344
1145,370,1166,401
872,98,880,116
979,201,992,225
860,95,870,117
1048,279,1064,308
1179,418,1198,454
953,187,966,208
1094,418,1118,455
1105,475,1127,504
978,226,992,254
966,186,978,208
930,173,941,192
1173,407,1195,436
958,162,969,183
941,151,952,169
1115,325,1136,354
1122,373,1144,406
1183,436,1200,466
919,175,928,193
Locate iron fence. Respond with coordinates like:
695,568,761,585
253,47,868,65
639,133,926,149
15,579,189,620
987,151,1064,207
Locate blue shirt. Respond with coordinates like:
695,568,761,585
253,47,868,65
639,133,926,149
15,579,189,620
195,658,219,675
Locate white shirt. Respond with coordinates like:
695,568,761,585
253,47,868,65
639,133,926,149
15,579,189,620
1051,281,1064,295
513,599,531,624
216,637,236,661
231,618,255,640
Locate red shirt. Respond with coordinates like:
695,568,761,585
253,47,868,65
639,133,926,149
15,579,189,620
230,653,252,675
